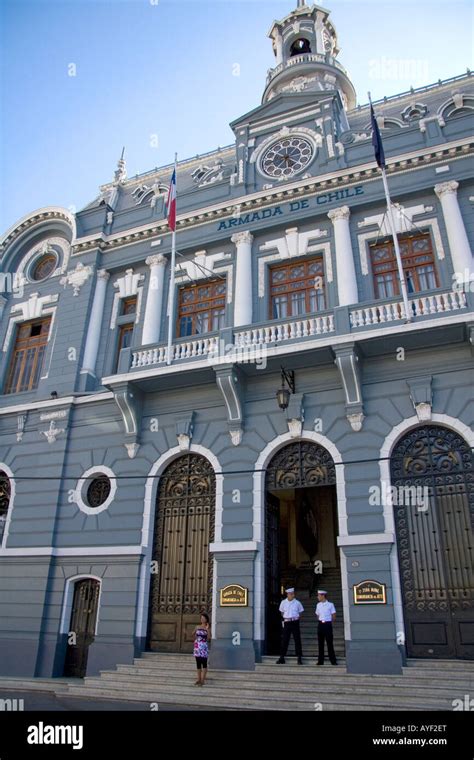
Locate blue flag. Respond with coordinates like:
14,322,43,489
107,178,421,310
370,103,386,169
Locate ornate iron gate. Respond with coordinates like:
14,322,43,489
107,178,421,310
391,425,474,659
63,578,100,678
148,454,215,653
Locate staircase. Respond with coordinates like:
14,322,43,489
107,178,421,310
61,654,474,711
284,566,345,659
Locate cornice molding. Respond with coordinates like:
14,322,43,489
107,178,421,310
66,137,473,256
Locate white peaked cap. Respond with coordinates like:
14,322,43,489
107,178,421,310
285,587,295,593
318,590,328,595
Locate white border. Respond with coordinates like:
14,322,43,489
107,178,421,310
135,444,223,642
0,463,15,549
74,465,117,515
59,574,103,637
252,430,350,643
379,414,474,647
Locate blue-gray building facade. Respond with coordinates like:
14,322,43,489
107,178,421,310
0,2,473,678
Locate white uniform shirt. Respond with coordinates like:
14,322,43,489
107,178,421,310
315,600,336,622
279,598,304,620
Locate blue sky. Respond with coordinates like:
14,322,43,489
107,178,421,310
0,0,472,232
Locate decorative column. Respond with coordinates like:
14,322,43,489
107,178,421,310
328,206,358,306
142,254,167,346
81,269,110,375
273,32,283,65
231,231,254,327
434,181,473,275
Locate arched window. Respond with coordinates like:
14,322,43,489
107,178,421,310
290,38,311,56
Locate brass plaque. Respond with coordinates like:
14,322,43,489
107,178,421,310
220,584,248,607
353,580,387,604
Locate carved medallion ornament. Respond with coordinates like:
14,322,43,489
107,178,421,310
391,425,474,615
266,441,336,491
150,454,216,616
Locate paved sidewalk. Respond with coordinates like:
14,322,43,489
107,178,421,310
0,688,218,711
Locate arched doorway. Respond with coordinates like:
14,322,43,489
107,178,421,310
391,424,474,659
63,578,100,678
265,440,344,656
147,453,215,653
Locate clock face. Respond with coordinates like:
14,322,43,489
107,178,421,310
260,136,314,179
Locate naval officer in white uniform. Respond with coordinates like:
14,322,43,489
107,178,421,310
276,587,304,664
315,589,337,665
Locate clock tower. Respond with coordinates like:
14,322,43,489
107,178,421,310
230,2,357,192
264,1,356,110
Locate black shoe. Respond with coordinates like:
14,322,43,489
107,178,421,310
331,661,338,666
276,658,285,664
297,657,303,665
316,662,324,666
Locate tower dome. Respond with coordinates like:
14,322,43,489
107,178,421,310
263,1,356,110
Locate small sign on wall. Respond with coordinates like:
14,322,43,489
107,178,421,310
219,584,248,607
353,580,387,604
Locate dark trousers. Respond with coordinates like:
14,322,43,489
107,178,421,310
318,621,337,664
280,620,303,658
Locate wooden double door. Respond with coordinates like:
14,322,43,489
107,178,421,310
148,454,215,653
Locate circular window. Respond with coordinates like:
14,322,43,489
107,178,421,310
260,136,315,179
86,476,111,508
31,253,57,281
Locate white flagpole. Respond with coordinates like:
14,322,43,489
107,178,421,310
167,152,178,365
380,168,412,323
369,93,412,323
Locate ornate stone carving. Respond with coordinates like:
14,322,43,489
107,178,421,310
60,263,95,296
146,254,167,269
176,414,194,451
125,443,140,459
174,250,230,285
177,433,191,451
288,419,303,438
328,205,350,222
434,180,459,198
415,402,432,422
231,230,254,246
229,429,243,446
17,413,27,442
10,292,58,321
347,412,365,432
40,420,65,444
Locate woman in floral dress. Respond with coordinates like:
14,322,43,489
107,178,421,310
193,612,211,686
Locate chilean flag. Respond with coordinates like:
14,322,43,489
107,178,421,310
166,168,177,231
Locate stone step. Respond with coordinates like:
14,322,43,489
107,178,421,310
101,667,472,692
0,677,74,693
62,685,432,711
405,659,474,669
64,680,451,710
